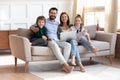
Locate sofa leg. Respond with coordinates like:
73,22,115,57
90,57,92,61
15,57,17,67
109,56,112,64
89,57,92,64
24,62,29,72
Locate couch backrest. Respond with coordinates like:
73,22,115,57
17,25,97,40
84,25,97,39
17,28,33,39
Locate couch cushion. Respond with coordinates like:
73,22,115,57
31,46,54,56
17,28,33,39
78,40,110,53
84,25,97,39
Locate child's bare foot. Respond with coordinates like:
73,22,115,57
93,47,98,55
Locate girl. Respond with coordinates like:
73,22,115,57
70,14,98,65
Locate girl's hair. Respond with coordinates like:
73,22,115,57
75,14,82,20
36,16,46,26
74,14,83,26
59,12,70,26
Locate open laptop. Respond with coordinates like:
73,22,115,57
60,31,76,41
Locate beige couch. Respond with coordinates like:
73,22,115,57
9,25,116,72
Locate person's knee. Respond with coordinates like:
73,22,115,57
48,41,58,47
81,36,87,42
70,39,76,44
65,42,71,48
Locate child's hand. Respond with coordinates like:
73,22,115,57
42,36,47,40
88,40,92,44
83,29,87,32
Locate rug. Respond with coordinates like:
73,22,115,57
29,61,120,80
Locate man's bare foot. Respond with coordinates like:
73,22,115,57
62,63,74,73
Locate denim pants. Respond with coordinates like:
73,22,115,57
80,36,93,52
70,39,81,63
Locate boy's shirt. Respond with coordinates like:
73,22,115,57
33,26,48,38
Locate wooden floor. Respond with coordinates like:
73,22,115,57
0,52,120,80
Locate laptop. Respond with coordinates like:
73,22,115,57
60,31,76,41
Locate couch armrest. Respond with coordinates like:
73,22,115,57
95,31,117,54
9,34,32,61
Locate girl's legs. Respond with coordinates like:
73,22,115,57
80,36,98,54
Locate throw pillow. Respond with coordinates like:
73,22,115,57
84,25,97,39
17,28,33,39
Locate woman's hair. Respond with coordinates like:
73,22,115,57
36,16,46,26
59,12,70,26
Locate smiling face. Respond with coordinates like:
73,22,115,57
37,20,45,28
74,17,82,27
49,10,57,20
61,13,68,24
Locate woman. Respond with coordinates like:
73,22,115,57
58,12,85,72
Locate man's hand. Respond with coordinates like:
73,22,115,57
30,26,39,32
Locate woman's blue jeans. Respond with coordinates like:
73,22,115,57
70,39,81,63
69,36,93,63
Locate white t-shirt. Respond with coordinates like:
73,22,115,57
70,26,88,42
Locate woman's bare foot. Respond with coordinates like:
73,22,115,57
71,55,76,66
80,67,86,72
71,60,76,66
62,63,74,73
78,62,86,72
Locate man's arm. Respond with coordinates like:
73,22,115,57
30,24,38,32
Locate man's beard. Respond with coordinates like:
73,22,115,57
49,16,56,20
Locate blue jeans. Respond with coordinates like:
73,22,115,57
80,36,93,52
70,39,81,63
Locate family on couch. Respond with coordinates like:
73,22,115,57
30,7,98,73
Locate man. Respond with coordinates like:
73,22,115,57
30,7,74,73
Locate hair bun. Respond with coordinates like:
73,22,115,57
77,14,81,17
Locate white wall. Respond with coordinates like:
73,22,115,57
0,0,74,30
